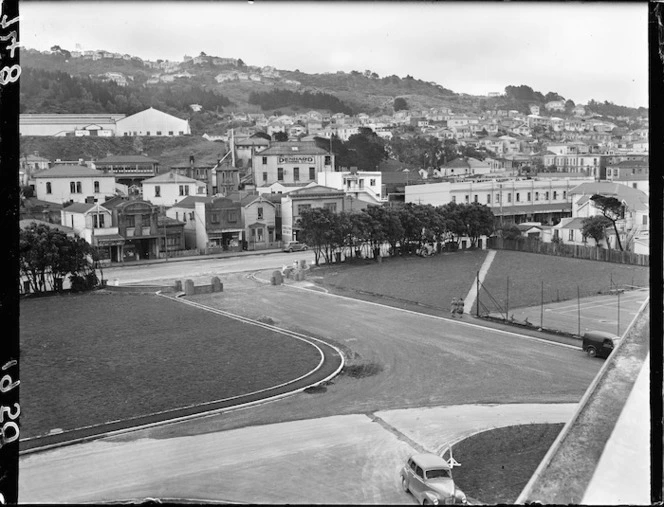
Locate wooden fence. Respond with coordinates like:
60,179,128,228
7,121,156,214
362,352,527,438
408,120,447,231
487,237,649,266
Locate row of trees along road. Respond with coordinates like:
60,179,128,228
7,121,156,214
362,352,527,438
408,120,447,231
297,202,495,266
20,223,103,293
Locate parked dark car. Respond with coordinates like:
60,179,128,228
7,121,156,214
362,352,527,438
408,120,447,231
582,330,621,359
400,453,467,505
283,241,308,253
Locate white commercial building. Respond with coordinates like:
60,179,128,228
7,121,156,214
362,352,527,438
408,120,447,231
142,171,207,207
33,164,117,205
405,176,594,225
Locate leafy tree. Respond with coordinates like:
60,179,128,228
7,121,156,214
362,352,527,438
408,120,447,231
544,92,564,102
590,194,625,250
345,128,388,171
499,223,522,240
393,97,409,112
458,203,495,247
272,131,288,142
297,207,337,265
581,215,612,246
20,224,99,293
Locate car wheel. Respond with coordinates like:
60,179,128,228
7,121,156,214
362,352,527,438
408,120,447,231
303,246,308,251
422,500,431,505
587,346,597,358
401,476,409,493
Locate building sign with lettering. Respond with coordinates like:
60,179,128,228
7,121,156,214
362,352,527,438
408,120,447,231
277,156,315,164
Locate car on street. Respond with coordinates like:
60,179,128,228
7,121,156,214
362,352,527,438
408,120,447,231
283,241,308,253
400,453,467,505
582,330,621,358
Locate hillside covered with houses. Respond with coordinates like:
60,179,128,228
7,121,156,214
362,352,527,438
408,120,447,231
19,47,649,270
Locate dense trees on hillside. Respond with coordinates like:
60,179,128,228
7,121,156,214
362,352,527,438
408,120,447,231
586,99,647,118
20,67,232,117
247,89,354,114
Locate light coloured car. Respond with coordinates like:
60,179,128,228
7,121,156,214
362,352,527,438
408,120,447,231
400,453,467,505
283,241,308,252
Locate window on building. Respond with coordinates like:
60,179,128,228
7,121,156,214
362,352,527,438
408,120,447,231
496,193,500,202
210,213,219,223
156,131,162,136
486,194,491,204
309,167,316,180
643,215,648,225
553,191,557,200
535,192,539,201
516,192,520,202
46,182,52,194
297,204,311,215
293,167,300,181
94,181,100,193
262,157,268,165
146,131,150,136
179,185,189,196
324,203,337,213
465,195,469,203
507,193,512,203
93,214,105,228
155,185,161,197
179,131,184,135
70,182,76,193
168,131,173,136
452,195,457,203
126,215,136,227
183,213,187,223
370,178,376,186
474,194,478,203
324,155,331,166
545,191,549,200
633,183,638,189
527,192,531,201
277,167,284,181
257,207,264,220
563,191,567,199
189,212,194,221
260,171,267,183
228,211,238,222
569,229,574,241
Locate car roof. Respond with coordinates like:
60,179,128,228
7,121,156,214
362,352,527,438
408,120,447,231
410,453,451,470
584,330,620,340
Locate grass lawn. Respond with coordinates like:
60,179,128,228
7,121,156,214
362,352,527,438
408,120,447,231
19,291,321,439
479,250,650,314
452,423,565,504
313,249,489,311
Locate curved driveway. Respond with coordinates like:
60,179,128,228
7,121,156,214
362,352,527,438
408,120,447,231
19,255,601,504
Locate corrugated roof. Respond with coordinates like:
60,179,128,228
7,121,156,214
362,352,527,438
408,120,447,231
61,202,97,213
570,182,648,212
33,165,111,179
96,155,160,164
169,196,214,209
142,171,201,184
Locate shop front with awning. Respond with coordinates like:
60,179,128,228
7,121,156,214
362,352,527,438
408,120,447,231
93,233,125,263
205,228,244,253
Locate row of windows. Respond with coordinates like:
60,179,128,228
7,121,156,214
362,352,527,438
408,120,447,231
296,203,337,214
209,211,238,224
269,167,317,182
123,131,185,136
45,181,102,194
262,156,332,166
452,190,567,204
124,214,152,228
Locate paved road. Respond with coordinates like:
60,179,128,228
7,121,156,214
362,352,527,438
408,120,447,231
19,256,602,504
19,404,577,504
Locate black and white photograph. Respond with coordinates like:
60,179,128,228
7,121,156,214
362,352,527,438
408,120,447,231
5,1,655,504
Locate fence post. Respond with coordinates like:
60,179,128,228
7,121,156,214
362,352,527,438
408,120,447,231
577,285,581,337
506,276,510,320
476,271,480,317
617,291,621,336
540,280,544,329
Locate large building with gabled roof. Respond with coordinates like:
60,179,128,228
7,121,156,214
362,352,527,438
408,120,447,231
251,141,335,187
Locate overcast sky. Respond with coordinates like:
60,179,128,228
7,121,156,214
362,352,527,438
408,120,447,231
20,1,648,108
